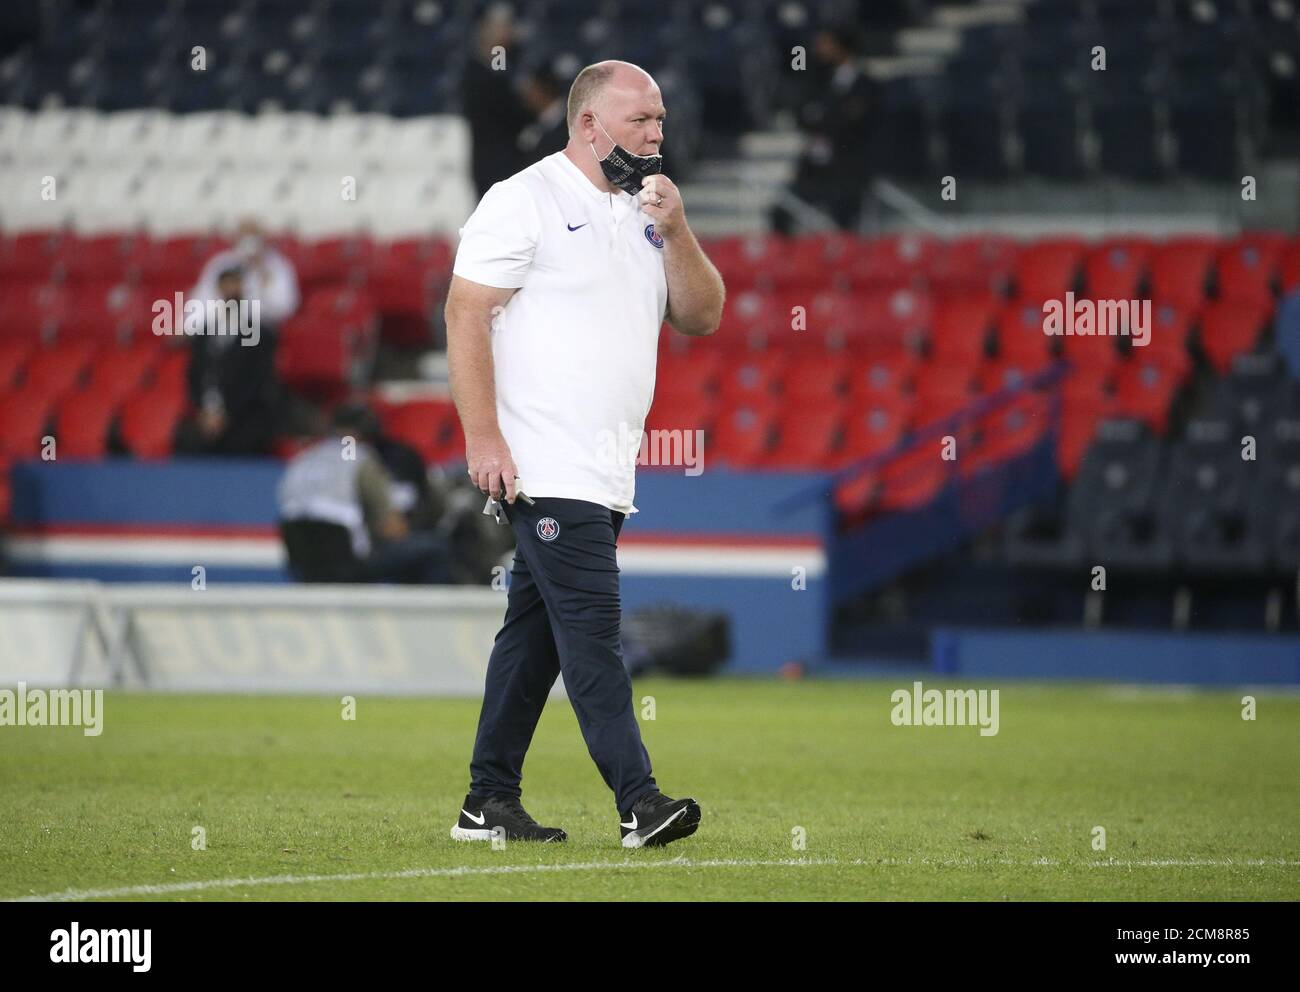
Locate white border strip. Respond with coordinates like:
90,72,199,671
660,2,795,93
8,536,826,577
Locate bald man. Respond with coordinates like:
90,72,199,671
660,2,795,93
446,61,725,848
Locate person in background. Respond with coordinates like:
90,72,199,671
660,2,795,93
277,404,452,584
175,266,280,456
192,219,300,327
517,66,569,163
771,21,875,234
461,6,532,197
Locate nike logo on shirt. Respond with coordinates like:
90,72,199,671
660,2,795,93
567,223,588,231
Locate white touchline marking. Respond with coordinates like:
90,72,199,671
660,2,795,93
5,858,838,902
7,856,1297,902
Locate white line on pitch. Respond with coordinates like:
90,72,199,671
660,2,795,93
8,856,1297,902
5,857,838,902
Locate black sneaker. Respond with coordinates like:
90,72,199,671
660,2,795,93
450,794,567,843
619,791,701,849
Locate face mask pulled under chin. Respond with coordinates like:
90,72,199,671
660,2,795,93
590,118,662,197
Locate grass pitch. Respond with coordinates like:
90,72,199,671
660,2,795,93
1,679,1296,901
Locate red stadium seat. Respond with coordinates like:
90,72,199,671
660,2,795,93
783,353,849,402
978,358,1051,394
930,293,998,363
700,235,785,292
87,343,163,404
926,235,1019,295
708,401,779,467
0,281,71,341
0,388,54,459
764,399,847,469
1199,297,1272,374
1215,233,1286,303
1057,398,1116,480
60,280,152,343
655,349,722,401
1014,238,1085,300
717,289,782,343
995,296,1052,364
118,385,187,459
645,389,717,435
1083,238,1152,299
809,287,930,352
0,341,32,391
845,350,918,400
54,387,119,459
0,230,64,281
1113,350,1191,434
62,233,152,283
151,348,190,398
1143,298,1199,358
769,235,839,291
717,351,784,403
842,233,934,290
141,235,228,287
296,235,375,288
380,398,459,463
839,394,911,466
1148,236,1215,306
371,237,452,347
21,341,98,403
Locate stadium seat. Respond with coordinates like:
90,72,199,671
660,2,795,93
842,234,934,290
717,352,784,403
0,387,54,459
118,385,186,459
1148,237,1215,306
926,235,1019,296
1083,238,1152,300
0,340,32,390
1199,297,1272,374
1013,238,1085,299
764,400,846,469
708,401,779,467
838,395,911,466
1215,233,1286,302
845,350,918,401
783,353,849,402
930,293,998,364
379,398,460,464
1162,418,1268,574
87,343,163,404
1113,350,1191,435
21,341,98,403
54,387,119,459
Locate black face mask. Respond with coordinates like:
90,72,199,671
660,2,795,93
590,116,662,197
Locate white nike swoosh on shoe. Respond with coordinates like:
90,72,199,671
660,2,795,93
620,813,638,830
462,809,486,825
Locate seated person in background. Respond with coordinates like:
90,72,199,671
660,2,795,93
175,266,280,456
277,404,452,584
192,219,300,327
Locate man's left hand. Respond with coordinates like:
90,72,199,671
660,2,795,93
639,175,685,240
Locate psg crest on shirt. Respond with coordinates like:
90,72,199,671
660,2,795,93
644,224,664,249
537,517,561,541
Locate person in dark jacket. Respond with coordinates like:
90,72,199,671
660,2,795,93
175,266,280,456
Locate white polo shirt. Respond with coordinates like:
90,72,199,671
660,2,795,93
452,150,668,514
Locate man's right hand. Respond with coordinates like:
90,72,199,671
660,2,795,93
467,432,519,503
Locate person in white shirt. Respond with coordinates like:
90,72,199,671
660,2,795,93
445,60,724,848
190,219,300,327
